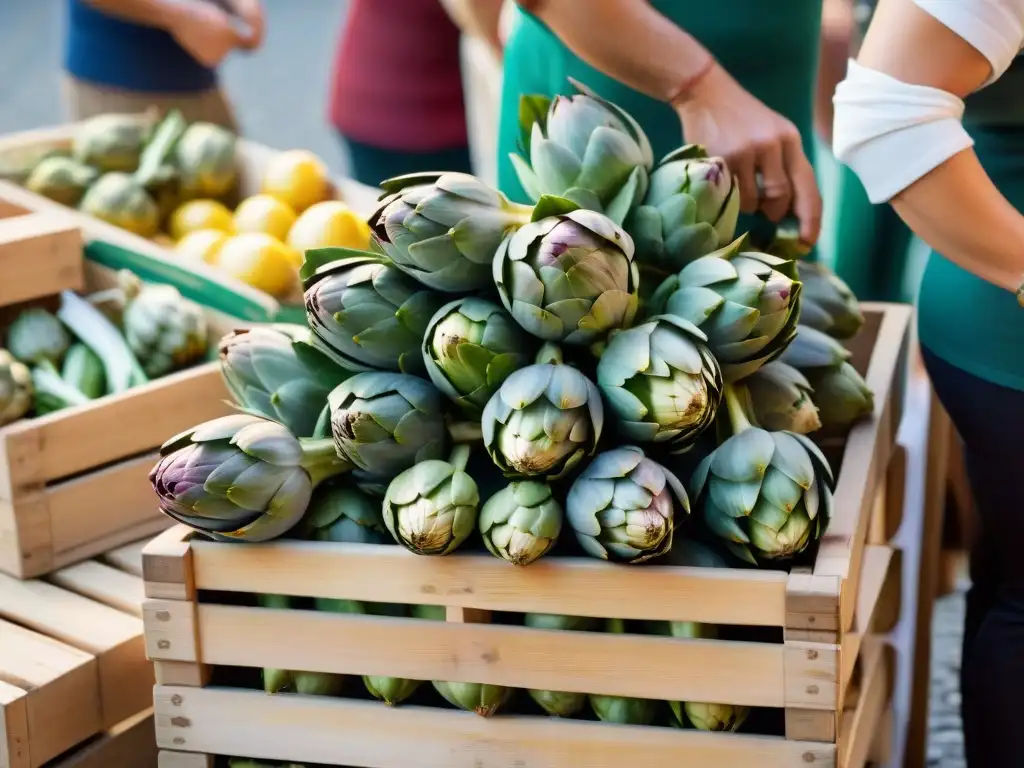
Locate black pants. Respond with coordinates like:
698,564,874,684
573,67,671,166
923,347,1024,767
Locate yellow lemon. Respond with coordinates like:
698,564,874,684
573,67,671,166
215,233,301,298
175,228,230,264
169,199,234,241
287,200,372,253
261,149,331,213
233,194,298,241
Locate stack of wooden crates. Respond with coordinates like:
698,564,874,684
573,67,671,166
0,203,233,768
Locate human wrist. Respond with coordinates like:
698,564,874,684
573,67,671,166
668,56,721,107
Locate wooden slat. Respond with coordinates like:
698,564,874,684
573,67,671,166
0,679,29,768
839,546,893,699
838,639,889,768
142,526,196,602
50,561,145,617
153,686,836,768
183,604,831,709
101,539,148,578
54,710,156,768
0,213,84,307
190,540,789,627
0,573,149,729
0,619,101,767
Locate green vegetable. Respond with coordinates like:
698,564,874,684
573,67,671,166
6,308,70,366
61,343,106,399
259,594,345,696
479,480,562,566
31,360,91,415
57,289,148,393
0,350,32,426
432,680,513,717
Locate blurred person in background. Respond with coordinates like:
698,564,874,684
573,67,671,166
329,0,475,187
63,0,264,130
494,0,824,249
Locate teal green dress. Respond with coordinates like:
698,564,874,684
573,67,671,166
497,0,823,245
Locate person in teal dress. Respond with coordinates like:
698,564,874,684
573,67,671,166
495,0,824,250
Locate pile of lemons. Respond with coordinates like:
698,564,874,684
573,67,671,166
170,149,370,299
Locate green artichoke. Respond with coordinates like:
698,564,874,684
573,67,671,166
304,254,444,374
6,308,70,366
692,384,834,563
796,261,864,339
745,361,821,435
596,314,721,452
433,681,513,717
150,414,350,542
328,372,447,482
650,235,801,381
370,172,533,292
589,620,659,725
363,675,423,706
72,113,147,172
481,345,603,480
298,481,388,544
780,325,873,433
0,350,32,426
627,145,740,281
524,613,599,632
259,593,345,697
566,445,687,563
479,480,563,566
25,156,98,207
219,325,352,438
120,273,208,377
510,82,654,225
383,446,479,556
671,700,751,732
494,206,639,347
421,298,532,415
530,688,588,718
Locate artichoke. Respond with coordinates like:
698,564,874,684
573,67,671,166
173,121,238,199
229,758,306,768
421,298,532,415
328,372,448,482
671,700,750,732
510,82,654,225
650,235,801,381
692,384,834,563
304,254,444,374
25,156,98,206
627,145,740,281
383,446,479,556
780,326,873,433
259,593,345,697
796,261,864,339
524,613,599,631
745,361,821,435
120,272,208,378
79,172,160,237
479,480,563,566
299,481,388,544
494,206,639,347
481,345,603,480
432,681,513,717
566,445,688,563
370,172,533,292
150,414,350,542
596,314,722,452
72,113,147,172
589,620,659,725
219,324,352,438
0,350,32,426
6,308,70,366
364,675,423,706
530,688,588,718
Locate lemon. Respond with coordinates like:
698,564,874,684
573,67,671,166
233,194,298,241
169,199,234,241
176,228,230,264
287,200,372,253
261,149,331,213
215,232,301,298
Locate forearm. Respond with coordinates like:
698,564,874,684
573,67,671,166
519,0,712,102
82,0,183,29
815,0,855,144
891,150,1024,294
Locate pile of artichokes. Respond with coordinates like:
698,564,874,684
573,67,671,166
150,81,876,732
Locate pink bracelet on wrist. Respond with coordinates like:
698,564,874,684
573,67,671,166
668,56,717,107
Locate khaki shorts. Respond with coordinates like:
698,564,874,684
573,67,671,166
62,74,239,132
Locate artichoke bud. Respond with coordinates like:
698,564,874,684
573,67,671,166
524,613,598,631
671,700,751,732
796,261,864,339
529,689,587,717
745,361,822,435
0,350,32,427
6,308,70,366
299,482,388,544
479,481,563,566
433,681,513,717
122,279,209,378
363,675,423,706
589,693,659,725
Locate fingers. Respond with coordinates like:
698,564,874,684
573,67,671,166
730,150,759,214
782,132,823,245
754,139,792,223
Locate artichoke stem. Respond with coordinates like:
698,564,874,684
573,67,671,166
447,421,483,445
299,438,351,486
448,443,472,472
723,383,754,435
508,202,535,227
535,343,563,365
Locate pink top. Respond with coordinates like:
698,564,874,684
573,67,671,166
329,0,469,152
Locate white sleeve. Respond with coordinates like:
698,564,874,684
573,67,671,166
833,60,974,203
914,0,1024,82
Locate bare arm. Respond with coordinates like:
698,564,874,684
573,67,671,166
815,0,856,145
82,0,181,27
856,0,1023,294
439,0,506,55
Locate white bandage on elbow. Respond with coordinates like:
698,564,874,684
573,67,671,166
833,60,975,203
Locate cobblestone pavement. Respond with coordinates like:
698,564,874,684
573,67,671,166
928,583,967,768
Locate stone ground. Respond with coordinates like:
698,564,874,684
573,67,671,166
0,3,968,765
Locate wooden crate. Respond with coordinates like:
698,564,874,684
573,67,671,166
143,304,910,768
0,209,235,579
0,537,156,768
0,213,84,309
